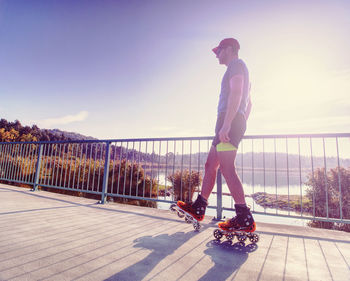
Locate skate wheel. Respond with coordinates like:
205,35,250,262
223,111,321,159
226,233,234,240
213,229,223,240
193,222,201,231
185,216,192,224
249,233,259,243
177,210,185,218
170,203,177,212
237,234,247,242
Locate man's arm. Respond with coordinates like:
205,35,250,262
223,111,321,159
245,95,252,120
245,83,252,120
218,74,244,143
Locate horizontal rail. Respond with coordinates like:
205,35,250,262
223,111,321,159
1,132,349,145
244,132,350,139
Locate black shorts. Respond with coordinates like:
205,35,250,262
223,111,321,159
212,112,246,148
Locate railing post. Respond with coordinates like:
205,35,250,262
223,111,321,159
33,144,43,191
216,168,222,220
100,141,112,204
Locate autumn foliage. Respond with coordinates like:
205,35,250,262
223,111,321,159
0,146,159,207
167,169,202,202
306,167,350,232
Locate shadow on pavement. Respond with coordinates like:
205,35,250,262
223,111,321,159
104,232,258,281
0,186,183,224
104,231,197,281
198,239,258,281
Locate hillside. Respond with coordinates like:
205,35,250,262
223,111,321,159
0,118,97,142
48,128,97,141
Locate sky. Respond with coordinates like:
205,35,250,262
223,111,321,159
0,0,350,140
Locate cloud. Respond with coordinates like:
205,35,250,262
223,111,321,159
38,111,89,128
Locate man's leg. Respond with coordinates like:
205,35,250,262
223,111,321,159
217,149,246,205
200,145,220,200
175,145,218,222
216,148,256,230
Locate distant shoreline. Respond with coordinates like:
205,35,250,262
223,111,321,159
248,192,312,213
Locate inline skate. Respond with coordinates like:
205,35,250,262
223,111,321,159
213,204,259,243
170,194,207,231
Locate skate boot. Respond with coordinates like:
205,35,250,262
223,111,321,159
170,195,207,231
213,204,259,243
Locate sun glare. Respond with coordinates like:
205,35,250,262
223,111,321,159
262,53,332,114
248,47,350,134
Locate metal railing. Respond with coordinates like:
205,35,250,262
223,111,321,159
0,133,349,225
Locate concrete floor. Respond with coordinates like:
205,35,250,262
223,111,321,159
0,183,349,281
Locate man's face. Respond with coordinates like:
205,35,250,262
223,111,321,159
216,47,227,64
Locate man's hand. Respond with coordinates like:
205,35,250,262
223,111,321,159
218,124,231,143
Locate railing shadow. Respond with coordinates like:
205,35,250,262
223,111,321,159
256,230,350,244
0,186,183,223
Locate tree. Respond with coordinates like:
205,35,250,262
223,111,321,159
10,120,22,131
306,167,350,232
0,119,9,130
166,152,175,163
167,170,202,202
0,128,5,142
20,133,38,142
20,126,32,135
1,128,20,142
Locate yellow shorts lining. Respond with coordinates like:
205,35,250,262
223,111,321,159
216,142,237,152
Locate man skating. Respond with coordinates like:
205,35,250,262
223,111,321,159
177,38,255,232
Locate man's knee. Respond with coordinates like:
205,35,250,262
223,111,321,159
205,159,219,173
